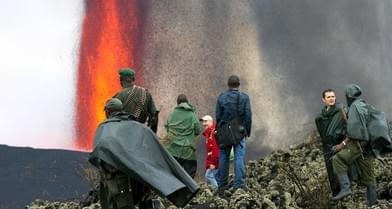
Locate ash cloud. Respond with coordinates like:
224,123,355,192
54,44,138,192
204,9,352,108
140,0,392,160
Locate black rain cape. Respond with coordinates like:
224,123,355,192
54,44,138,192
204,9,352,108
89,117,199,207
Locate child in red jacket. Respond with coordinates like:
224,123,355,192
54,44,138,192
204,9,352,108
201,115,220,188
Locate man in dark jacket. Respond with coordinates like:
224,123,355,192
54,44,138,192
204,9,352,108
113,68,158,132
331,84,377,207
215,75,252,191
315,89,347,196
315,89,360,200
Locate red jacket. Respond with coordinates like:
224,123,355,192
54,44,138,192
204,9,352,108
202,123,219,169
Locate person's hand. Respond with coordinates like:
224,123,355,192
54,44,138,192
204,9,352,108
209,164,216,169
332,143,345,153
207,151,212,156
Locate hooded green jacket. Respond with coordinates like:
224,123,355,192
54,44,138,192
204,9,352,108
165,102,201,160
344,84,369,142
345,84,392,156
315,102,347,145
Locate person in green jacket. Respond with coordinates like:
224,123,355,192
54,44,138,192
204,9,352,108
315,89,348,196
165,94,201,178
331,84,377,207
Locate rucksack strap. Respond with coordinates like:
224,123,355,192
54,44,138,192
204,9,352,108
123,85,147,119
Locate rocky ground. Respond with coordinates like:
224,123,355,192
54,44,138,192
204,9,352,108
27,131,392,209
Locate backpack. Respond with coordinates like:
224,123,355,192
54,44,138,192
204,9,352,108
366,103,392,157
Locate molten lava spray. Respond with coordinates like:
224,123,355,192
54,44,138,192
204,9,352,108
75,0,144,150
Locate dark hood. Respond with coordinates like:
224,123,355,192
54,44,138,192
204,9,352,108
344,84,362,106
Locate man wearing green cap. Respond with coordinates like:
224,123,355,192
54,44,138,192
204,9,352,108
113,68,158,132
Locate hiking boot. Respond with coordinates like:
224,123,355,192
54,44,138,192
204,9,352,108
216,185,230,198
331,173,352,201
329,199,338,209
217,187,226,198
138,199,160,209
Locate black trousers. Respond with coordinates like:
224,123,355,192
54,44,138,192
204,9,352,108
174,157,197,178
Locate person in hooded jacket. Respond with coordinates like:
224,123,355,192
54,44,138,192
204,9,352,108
201,115,220,188
165,94,201,178
95,98,160,209
331,84,377,207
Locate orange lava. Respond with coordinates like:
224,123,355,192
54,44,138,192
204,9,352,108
75,0,144,150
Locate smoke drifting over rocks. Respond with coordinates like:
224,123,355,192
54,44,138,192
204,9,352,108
140,0,392,158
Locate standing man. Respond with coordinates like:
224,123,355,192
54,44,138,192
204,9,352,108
165,94,201,178
215,75,252,191
113,68,158,132
315,89,348,196
331,84,377,207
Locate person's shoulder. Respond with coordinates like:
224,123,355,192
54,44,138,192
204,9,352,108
135,85,154,96
216,91,227,101
113,88,128,98
218,91,227,97
349,99,367,113
240,91,250,98
351,99,366,107
134,85,147,92
219,89,234,97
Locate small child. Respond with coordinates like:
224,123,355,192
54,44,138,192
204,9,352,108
201,115,220,188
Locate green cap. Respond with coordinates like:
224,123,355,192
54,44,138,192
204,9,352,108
118,68,135,78
104,98,123,112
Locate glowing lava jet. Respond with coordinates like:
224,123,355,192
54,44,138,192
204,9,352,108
75,0,145,150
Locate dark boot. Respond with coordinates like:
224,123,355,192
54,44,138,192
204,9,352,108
138,199,160,209
331,173,352,201
367,185,377,207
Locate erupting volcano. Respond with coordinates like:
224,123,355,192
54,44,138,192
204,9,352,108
75,0,145,150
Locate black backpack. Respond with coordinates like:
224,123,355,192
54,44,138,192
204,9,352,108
216,92,246,148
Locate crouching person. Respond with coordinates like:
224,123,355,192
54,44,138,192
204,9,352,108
89,98,199,209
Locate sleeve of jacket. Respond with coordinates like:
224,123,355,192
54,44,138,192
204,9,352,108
193,113,201,136
146,91,157,116
244,94,252,137
211,139,220,164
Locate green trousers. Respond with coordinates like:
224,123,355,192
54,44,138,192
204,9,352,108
332,141,376,187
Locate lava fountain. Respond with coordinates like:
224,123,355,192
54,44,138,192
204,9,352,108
75,0,145,150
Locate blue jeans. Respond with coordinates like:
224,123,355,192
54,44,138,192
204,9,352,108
205,168,218,188
217,138,246,188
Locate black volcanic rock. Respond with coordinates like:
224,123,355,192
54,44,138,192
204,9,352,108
0,145,93,209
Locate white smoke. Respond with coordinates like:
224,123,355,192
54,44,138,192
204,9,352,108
0,0,84,149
